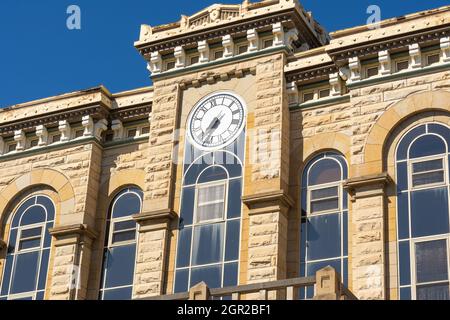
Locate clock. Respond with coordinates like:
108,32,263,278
187,91,246,150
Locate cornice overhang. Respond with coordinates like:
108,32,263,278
344,173,393,201
328,24,450,64
49,224,98,241
285,62,337,83
110,104,152,122
136,8,323,57
0,104,110,136
242,189,294,210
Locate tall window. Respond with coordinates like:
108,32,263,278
174,139,244,293
0,195,55,300
396,123,450,300
99,187,142,300
299,152,348,299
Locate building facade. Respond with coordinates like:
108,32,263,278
1,0,450,300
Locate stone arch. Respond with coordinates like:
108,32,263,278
0,169,75,226
362,90,450,176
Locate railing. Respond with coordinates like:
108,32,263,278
144,266,357,301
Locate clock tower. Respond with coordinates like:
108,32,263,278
133,0,328,298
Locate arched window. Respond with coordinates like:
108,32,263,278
396,123,450,300
0,195,55,300
99,187,142,300
174,148,243,293
299,152,348,299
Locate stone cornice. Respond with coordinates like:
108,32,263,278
136,9,322,56
132,209,177,223
344,172,392,189
110,104,152,122
285,62,337,83
242,189,294,209
0,104,109,136
49,224,98,240
328,25,450,64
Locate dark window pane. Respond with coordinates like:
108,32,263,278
112,230,136,244
104,245,136,288
184,156,211,185
37,249,50,290
398,193,409,240
12,198,35,228
214,152,241,178
180,187,195,226
20,206,46,226
399,241,411,286
223,263,238,287
410,135,446,159
176,227,192,268
396,162,408,192
19,238,41,251
174,269,189,293
36,291,45,300
192,224,224,265
112,192,141,218
308,159,341,186
114,220,136,231
7,229,17,254
300,221,307,263
36,196,55,221
343,211,348,256
412,171,444,187
1,255,14,295
44,224,53,248
310,198,339,213
428,124,450,145
411,188,449,237
417,283,450,300
198,166,228,183
21,227,42,238
343,258,348,285
11,251,39,294
397,125,426,161
311,187,338,200
227,179,242,219
307,214,341,261
225,220,240,261
190,265,222,289
415,240,448,283
413,159,443,173
400,287,411,300
102,287,133,300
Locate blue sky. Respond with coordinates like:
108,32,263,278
1,0,449,108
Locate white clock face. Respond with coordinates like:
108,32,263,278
187,92,246,150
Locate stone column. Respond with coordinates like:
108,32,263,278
132,210,176,298
242,191,293,299
344,173,391,300
409,43,422,69
379,50,391,75
349,56,361,82
13,130,25,151
48,224,97,300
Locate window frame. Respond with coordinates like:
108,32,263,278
408,154,448,190
194,180,228,225
307,181,341,216
17,224,45,253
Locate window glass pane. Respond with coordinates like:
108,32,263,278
11,251,39,294
198,166,227,183
415,240,448,283
409,135,446,159
112,192,141,218
214,152,241,178
37,196,55,221
300,220,307,263
428,124,450,145
343,211,348,256
112,230,135,244
411,188,449,237
180,187,195,226
196,202,224,222
36,291,45,300
174,269,189,293
7,229,17,254
417,283,450,300
400,287,411,300
20,206,46,226
12,198,35,228
397,125,426,161
176,227,192,268
412,171,444,187
396,162,408,192
311,186,338,200
198,185,225,203
223,262,238,287
399,241,411,286
113,220,136,232
413,159,443,173
308,159,341,186
104,245,136,288
1,255,14,295
397,193,409,240
184,155,212,186
102,287,133,300
310,198,339,213
192,224,224,265
37,249,50,290
21,227,42,239
227,179,242,219
225,220,240,261
306,214,341,261
19,238,41,251
44,224,53,248
190,265,222,289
